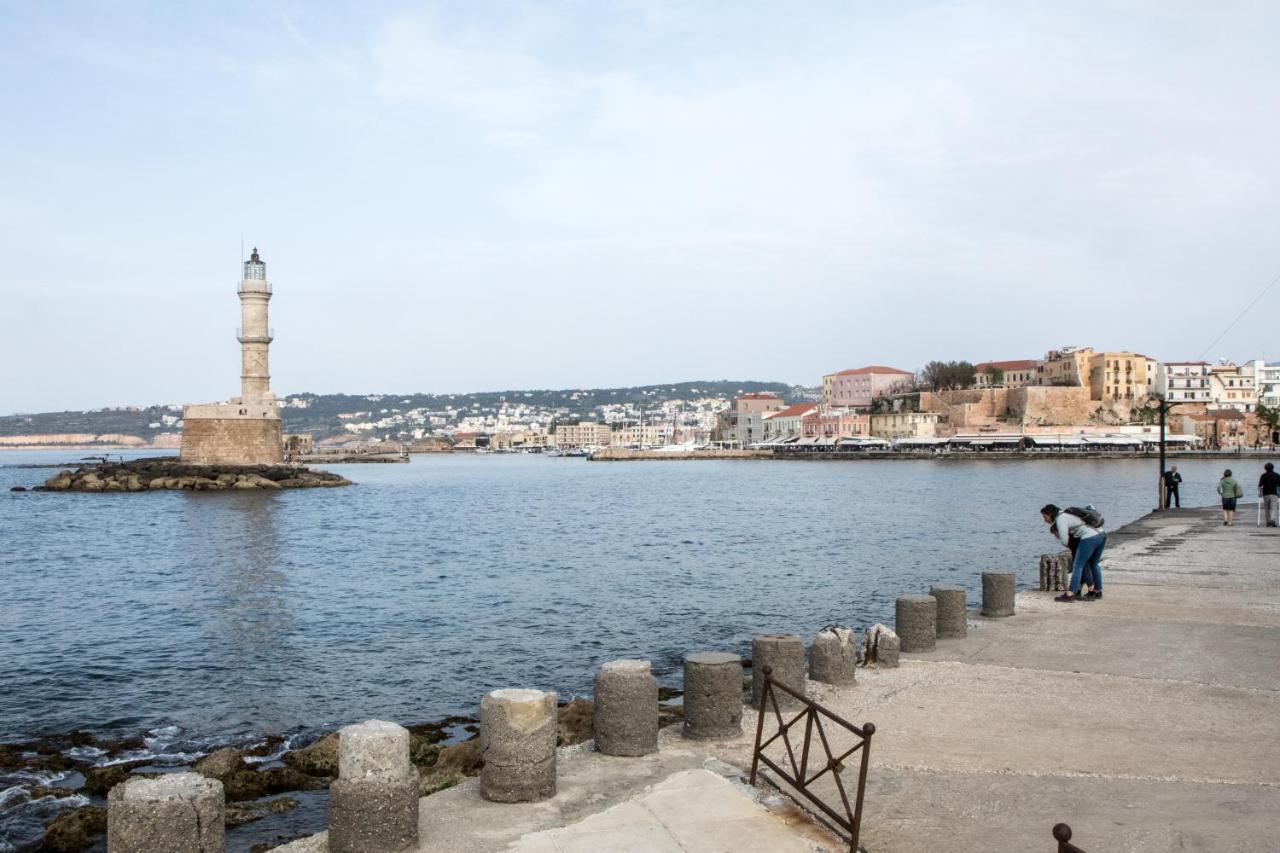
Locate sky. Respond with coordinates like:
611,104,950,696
2,1,1279,413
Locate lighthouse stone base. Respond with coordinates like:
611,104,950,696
180,402,283,466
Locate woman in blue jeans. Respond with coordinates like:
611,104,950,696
1041,504,1106,603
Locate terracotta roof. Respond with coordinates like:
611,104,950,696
736,392,782,400
975,359,1039,371
835,365,913,376
767,403,818,419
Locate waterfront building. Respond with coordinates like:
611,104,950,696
610,423,667,447
180,248,284,465
762,403,818,443
1183,410,1249,449
1038,346,1092,386
1243,360,1280,408
1087,351,1156,404
554,421,613,449
801,408,870,440
1206,362,1257,413
974,360,1040,389
827,366,914,409
713,393,784,447
1155,361,1213,404
821,373,836,405
870,411,941,441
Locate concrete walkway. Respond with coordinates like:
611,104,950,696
818,506,1280,851
277,506,1279,852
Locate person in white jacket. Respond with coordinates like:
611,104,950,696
1041,504,1106,603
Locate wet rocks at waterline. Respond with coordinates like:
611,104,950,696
35,459,351,492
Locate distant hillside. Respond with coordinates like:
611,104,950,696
0,380,812,443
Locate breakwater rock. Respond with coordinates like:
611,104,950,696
35,459,352,492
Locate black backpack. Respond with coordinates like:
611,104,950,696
1064,505,1105,528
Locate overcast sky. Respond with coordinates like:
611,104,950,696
3,1,1279,413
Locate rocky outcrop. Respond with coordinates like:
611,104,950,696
224,796,299,828
557,698,595,746
193,746,245,781
36,459,351,492
281,733,339,778
417,739,483,797
40,805,107,852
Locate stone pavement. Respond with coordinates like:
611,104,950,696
277,506,1279,852
807,505,1280,851
508,769,830,853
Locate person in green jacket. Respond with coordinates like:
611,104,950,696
1217,469,1242,526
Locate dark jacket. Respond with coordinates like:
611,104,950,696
1163,470,1182,487
1261,470,1280,497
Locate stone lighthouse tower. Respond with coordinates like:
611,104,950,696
237,247,274,406
179,248,284,465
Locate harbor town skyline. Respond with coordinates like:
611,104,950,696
4,2,1280,412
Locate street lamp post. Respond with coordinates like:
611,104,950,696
1147,394,1182,511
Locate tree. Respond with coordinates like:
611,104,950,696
983,366,1005,386
921,360,978,391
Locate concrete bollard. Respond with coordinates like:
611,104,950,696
877,633,901,667
895,595,937,653
930,585,968,639
682,651,743,740
808,627,857,686
1039,553,1072,591
982,571,1016,617
751,634,806,709
107,772,223,853
329,719,419,853
480,689,558,803
593,659,658,757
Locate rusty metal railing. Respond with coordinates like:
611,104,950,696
749,665,875,853
1054,823,1087,852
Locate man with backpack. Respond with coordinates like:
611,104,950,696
1041,504,1106,603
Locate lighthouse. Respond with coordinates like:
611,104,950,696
236,247,275,406
179,247,284,466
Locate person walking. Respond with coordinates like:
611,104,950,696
1041,504,1106,603
1217,469,1243,526
1163,465,1182,508
1259,462,1280,528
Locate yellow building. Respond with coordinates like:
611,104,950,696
870,411,941,440
1087,352,1156,403
822,373,836,405
1039,347,1093,387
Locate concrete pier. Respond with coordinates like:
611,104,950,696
480,689,558,803
895,595,937,652
929,585,968,639
981,571,1016,617
593,659,659,757
106,773,223,853
808,627,857,685
329,720,419,853
750,633,806,709
682,651,743,740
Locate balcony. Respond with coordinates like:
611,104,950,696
236,327,274,343
237,281,273,295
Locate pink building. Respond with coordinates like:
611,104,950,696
802,409,871,439
828,366,914,409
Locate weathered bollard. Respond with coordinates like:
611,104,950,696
929,585,967,639
683,651,743,739
751,633,806,709
594,659,658,756
862,624,900,668
809,627,857,686
329,720,419,853
895,595,937,652
1039,553,1072,591
982,571,1016,617
107,772,224,852
480,689,558,802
